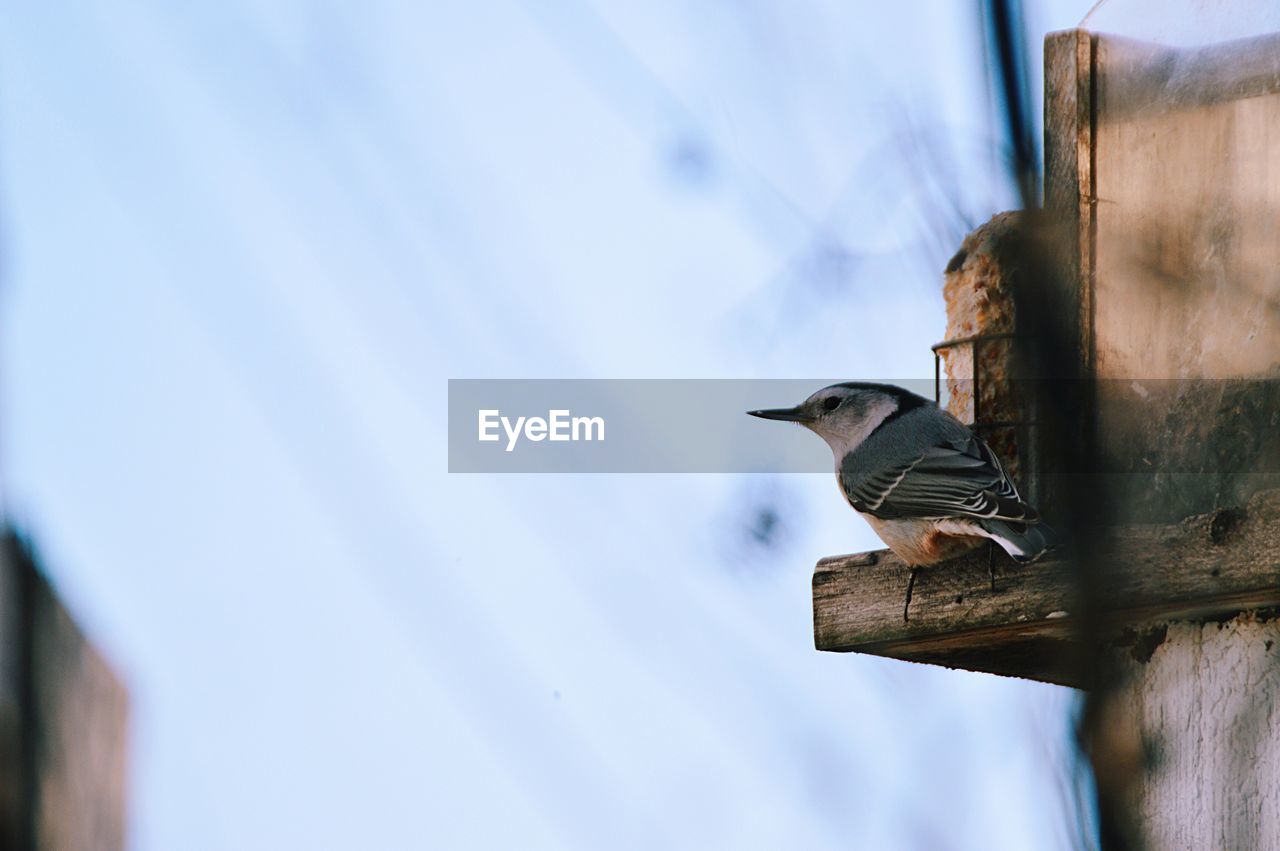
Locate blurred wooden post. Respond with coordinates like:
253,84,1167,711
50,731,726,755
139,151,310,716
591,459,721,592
0,532,128,851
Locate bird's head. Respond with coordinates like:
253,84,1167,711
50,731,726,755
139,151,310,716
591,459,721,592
747,382,924,456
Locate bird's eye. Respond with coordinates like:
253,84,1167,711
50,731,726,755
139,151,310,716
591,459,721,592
822,397,841,412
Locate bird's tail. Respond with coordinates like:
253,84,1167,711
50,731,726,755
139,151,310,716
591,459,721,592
980,519,1059,564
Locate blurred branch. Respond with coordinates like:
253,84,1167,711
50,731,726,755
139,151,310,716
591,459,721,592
979,2,1135,848
982,0,1040,208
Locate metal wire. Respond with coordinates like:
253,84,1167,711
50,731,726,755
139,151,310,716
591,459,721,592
931,332,1031,431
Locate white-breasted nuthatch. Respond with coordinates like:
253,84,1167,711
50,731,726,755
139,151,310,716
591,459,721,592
749,382,1056,586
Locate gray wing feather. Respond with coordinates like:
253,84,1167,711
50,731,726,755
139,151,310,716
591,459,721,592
843,434,1037,522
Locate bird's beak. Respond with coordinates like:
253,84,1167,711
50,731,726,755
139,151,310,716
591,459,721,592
747,406,812,423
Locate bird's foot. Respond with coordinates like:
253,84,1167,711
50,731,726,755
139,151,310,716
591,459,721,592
903,567,919,622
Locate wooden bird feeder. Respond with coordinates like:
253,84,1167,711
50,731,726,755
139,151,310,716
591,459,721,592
813,17,1280,846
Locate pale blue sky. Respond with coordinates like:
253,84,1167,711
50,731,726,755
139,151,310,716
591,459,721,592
0,1,1092,848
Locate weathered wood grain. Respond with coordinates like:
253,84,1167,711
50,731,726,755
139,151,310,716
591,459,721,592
1043,29,1094,377
813,489,1280,686
1113,616,1280,850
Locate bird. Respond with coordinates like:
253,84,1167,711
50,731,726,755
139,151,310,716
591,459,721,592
748,382,1056,619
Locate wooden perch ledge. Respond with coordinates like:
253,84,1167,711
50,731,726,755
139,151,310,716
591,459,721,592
813,489,1280,687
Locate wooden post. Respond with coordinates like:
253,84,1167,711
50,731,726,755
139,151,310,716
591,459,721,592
1113,617,1280,849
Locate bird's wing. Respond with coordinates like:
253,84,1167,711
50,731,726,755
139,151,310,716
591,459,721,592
842,435,1038,522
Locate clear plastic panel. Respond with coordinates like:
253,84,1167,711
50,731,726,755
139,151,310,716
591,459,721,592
1061,16,1280,519
1083,0,1280,47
